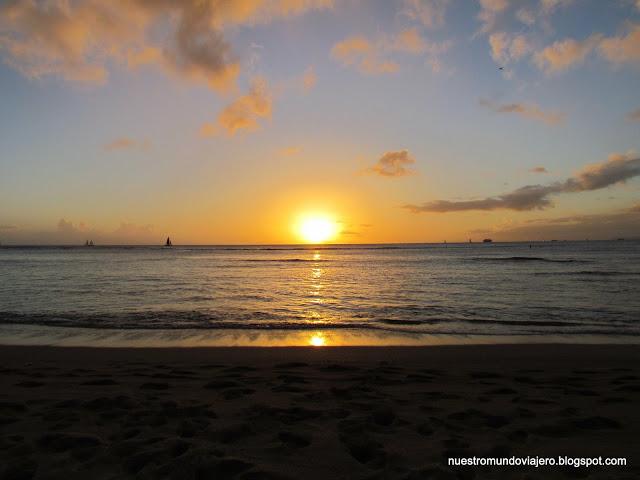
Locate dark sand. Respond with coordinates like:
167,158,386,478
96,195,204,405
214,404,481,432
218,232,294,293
1,344,639,479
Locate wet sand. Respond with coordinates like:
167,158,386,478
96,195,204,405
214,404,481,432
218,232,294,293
1,344,639,479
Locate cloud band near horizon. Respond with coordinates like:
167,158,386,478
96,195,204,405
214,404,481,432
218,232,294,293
404,153,640,213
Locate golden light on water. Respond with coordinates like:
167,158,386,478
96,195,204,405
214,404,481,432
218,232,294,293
297,215,339,243
309,332,327,346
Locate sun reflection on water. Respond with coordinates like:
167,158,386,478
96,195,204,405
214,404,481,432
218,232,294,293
309,251,324,306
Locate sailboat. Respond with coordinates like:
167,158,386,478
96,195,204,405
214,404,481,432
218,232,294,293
165,237,173,248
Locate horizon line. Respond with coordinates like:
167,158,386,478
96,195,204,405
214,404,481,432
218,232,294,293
0,239,636,248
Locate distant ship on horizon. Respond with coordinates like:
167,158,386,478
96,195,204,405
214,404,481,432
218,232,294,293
84,240,94,247
482,238,493,243
165,237,173,247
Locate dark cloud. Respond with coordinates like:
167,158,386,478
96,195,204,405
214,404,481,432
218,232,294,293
405,183,562,212
404,153,640,213
566,153,640,191
0,0,331,90
472,206,640,241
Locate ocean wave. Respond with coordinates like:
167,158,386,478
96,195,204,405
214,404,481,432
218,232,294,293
0,312,376,331
1,311,635,334
241,258,330,263
471,256,586,263
534,271,640,276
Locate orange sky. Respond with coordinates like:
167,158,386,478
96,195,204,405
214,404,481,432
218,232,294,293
0,0,639,244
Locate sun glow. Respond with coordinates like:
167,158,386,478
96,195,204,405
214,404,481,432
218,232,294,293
297,215,339,243
309,332,327,347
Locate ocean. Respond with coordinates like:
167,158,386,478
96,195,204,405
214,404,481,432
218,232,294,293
0,241,639,346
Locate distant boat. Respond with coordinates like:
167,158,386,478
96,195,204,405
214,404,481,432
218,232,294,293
85,240,94,247
482,238,493,243
165,237,173,247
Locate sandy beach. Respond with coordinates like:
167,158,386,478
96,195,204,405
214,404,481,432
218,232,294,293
1,344,638,479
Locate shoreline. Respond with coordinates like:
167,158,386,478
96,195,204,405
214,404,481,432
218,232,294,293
2,342,640,363
2,343,640,364
2,324,640,348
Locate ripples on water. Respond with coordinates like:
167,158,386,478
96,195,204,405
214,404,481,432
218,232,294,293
0,241,639,338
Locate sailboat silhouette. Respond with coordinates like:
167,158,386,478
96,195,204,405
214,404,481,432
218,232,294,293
165,237,173,247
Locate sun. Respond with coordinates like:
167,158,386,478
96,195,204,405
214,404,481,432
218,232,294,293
309,332,327,347
297,215,338,244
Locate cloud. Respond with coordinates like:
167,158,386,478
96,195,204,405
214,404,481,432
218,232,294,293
103,137,150,152
0,0,331,91
336,222,372,237
57,218,76,234
479,99,565,125
403,152,640,212
401,0,450,29
533,25,640,75
489,32,532,65
423,40,454,73
473,206,640,241
201,77,272,136
331,36,399,75
508,0,573,28
540,0,574,15
368,150,416,177
598,24,640,66
1,218,158,245
530,166,549,173
477,0,509,34
627,107,640,122
332,29,452,75
534,35,601,74
301,66,316,91
393,28,427,54
566,152,640,191
392,28,452,73
405,184,562,212
515,8,535,26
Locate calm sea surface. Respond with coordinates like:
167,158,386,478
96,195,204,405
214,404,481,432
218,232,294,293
0,241,639,344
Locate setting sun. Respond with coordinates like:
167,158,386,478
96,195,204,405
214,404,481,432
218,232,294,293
297,215,339,244
309,332,327,347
